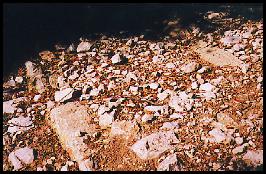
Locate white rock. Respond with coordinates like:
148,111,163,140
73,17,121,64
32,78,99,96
61,165,68,171
191,81,198,89
3,100,16,114
130,131,179,160
126,39,133,46
8,152,23,170
170,113,184,119
152,56,159,63
144,106,163,112
157,91,169,101
232,143,249,154
160,122,179,130
235,137,243,145
90,104,99,112
5,77,16,87
46,100,55,110
197,67,207,73
202,91,216,100
9,116,33,127
141,114,154,123
77,41,92,52
209,128,226,143
149,83,159,89
90,88,100,96
111,54,121,64
221,36,241,45
181,62,199,73
166,63,175,69
241,64,249,74
129,86,138,92
15,77,23,83
199,83,215,92
99,110,116,128
78,159,93,171
14,147,34,164
125,72,138,82
98,105,108,116
35,78,46,94
257,76,263,83
54,88,74,102
243,150,263,166
33,95,41,102
157,154,179,171
242,32,252,39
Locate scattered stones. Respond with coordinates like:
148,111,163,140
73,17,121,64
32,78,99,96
130,131,179,160
208,128,226,143
160,122,179,130
7,116,33,134
39,51,55,61
199,83,215,92
54,88,74,102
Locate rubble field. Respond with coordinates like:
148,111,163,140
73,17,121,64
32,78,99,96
3,11,263,171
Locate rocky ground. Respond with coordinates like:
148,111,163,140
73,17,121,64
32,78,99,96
3,10,263,171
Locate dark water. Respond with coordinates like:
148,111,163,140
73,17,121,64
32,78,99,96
3,3,262,77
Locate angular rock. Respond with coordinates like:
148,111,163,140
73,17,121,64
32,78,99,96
243,150,263,167
157,91,169,101
157,154,179,171
15,77,23,83
8,152,23,170
149,83,159,89
39,51,55,61
77,41,92,52
14,147,34,164
166,63,175,69
111,54,121,64
7,116,33,134
232,143,249,154
130,131,179,160
50,102,96,163
54,88,74,102
208,128,226,143
160,122,179,130
3,100,16,114
181,62,199,73
199,83,215,92
99,110,116,128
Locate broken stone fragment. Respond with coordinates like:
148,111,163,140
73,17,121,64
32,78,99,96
4,77,16,87
54,88,74,102
243,150,263,167
99,110,116,128
166,62,175,69
157,91,169,101
7,116,33,134
14,147,34,164
130,131,179,160
8,152,23,170
50,102,96,163
160,122,179,130
3,100,16,114
181,62,199,73
25,61,43,78
35,78,46,94
208,128,226,143
199,83,215,92
78,159,93,171
232,143,249,154
77,41,92,52
157,154,179,171
15,77,23,84
111,54,121,64
8,147,34,170
149,83,159,89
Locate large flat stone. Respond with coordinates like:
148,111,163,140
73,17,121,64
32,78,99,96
49,102,96,170
130,131,179,160
192,40,243,67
